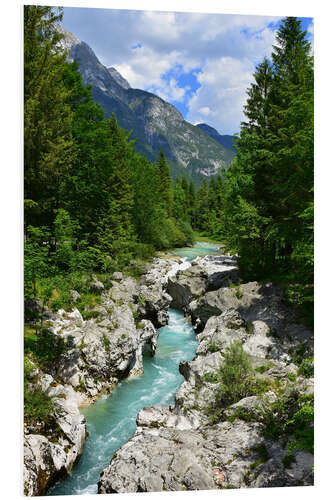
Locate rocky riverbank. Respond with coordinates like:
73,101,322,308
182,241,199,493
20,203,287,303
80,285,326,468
98,255,314,492
23,257,181,496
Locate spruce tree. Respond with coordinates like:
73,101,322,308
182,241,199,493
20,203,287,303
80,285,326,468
221,17,313,318
24,6,74,229
156,150,173,217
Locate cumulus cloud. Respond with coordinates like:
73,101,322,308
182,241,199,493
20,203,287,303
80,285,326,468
62,8,292,133
187,57,255,134
114,45,182,89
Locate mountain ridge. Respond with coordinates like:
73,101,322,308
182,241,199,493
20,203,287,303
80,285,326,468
58,25,236,185
196,123,238,153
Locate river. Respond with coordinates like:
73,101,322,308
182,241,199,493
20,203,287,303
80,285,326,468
47,240,220,496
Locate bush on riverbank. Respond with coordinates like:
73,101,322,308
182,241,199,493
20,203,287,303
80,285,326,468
24,357,54,425
204,340,314,460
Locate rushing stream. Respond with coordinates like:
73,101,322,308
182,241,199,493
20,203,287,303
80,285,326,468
48,241,220,496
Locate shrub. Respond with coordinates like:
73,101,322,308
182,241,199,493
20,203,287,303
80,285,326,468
298,357,314,378
202,372,219,384
287,373,297,382
24,357,53,423
82,310,101,321
208,341,220,353
176,220,195,246
24,327,70,368
24,386,54,423
216,341,256,406
260,390,314,454
255,365,268,374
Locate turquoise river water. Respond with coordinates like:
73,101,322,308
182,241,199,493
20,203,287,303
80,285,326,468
48,241,220,496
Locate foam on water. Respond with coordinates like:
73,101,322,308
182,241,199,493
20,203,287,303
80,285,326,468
47,308,197,496
47,241,216,496
171,240,220,261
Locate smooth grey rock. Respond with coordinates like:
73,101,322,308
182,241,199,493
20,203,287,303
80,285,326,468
137,284,172,327
193,254,238,290
24,381,86,496
167,255,239,312
112,271,123,280
70,290,81,303
167,265,208,310
224,392,278,421
90,275,105,293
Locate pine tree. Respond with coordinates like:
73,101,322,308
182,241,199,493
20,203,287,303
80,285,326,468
156,150,173,217
221,17,313,319
24,6,75,229
195,178,209,231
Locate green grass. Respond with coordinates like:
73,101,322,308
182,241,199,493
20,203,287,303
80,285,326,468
81,309,101,321
298,357,314,378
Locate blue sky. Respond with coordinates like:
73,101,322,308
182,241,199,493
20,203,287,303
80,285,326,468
62,8,313,135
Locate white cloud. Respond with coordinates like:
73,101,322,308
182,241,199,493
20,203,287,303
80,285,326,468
198,106,211,116
187,57,255,134
114,45,182,89
63,9,287,132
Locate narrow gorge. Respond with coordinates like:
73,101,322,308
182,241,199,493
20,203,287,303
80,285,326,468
24,241,314,495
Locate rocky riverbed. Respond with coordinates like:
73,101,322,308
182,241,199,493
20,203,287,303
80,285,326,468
24,249,314,495
24,256,181,496
98,256,314,493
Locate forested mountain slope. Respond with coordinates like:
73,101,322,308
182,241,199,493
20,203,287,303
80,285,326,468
57,25,235,185
196,123,238,152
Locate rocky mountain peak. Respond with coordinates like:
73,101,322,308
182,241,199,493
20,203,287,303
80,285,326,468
56,23,236,185
107,67,131,90
56,24,81,53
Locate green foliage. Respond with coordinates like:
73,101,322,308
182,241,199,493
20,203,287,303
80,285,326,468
260,389,314,456
205,341,272,423
192,17,313,324
202,372,219,384
82,310,101,321
255,365,268,374
226,406,256,424
24,226,51,299
250,444,270,469
24,354,54,424
282,453,295,468
216,341,258,407
298,357,314,378
102,333,110,352
24,6,75,229
288,342,307,366
208,341,220,353
24,7,196,316
24,325,70,368
24,384,54,424
157,150,173,217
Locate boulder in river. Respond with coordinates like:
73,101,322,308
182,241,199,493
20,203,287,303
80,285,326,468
167,255,238,312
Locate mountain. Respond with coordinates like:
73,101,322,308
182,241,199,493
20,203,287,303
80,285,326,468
196,123,238,153
57,25,235,185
